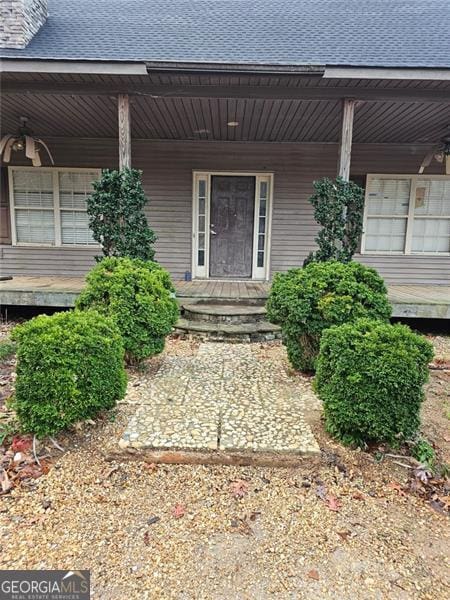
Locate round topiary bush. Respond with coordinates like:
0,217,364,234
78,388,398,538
11,310,127,438
315,319,434,447
76,257,179,363
266,260,392,372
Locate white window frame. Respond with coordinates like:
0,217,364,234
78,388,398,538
192,171,274,280
8,166,101,248
361,173,450,256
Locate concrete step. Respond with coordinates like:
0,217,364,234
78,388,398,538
174,317,281,342
182,303,267,324
176,295,267,307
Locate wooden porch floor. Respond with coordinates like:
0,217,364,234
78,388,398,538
0,276,449,319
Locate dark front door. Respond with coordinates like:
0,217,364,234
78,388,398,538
209,176,255,278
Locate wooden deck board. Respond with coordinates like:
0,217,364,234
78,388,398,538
0,276,448,318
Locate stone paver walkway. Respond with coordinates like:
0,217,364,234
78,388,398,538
122,343,319,454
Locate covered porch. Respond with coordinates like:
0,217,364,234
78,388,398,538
0,276,449,319
1,64,450,288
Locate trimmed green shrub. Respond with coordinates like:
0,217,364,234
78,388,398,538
11,310,127,438
266,260,392,372
315,319,434,447
76,257,179,363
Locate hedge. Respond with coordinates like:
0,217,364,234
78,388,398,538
76,257,179,363
267,260,392,372
11,310,127,438
315,319,434,446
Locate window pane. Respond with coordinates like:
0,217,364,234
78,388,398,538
258,234,265,251
260,181,268,199
61,211,94,245
259,217,266,234
198,215,205,232
15,209,54,244
366,178,410,215
198,233,205,250
59,172,97,209
257,251,264,268
414,180,450,216
198,250,205,266
259,198,266,217
198,179,206,198
365,217,406,252
199,197,206,214
13,170,53,208
412,218,450,253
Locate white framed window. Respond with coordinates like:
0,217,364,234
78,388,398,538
362,174,450,255
8,167,100,247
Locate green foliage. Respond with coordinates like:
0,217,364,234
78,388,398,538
411,437,436,467
76,257,179,363
267,261,391,372
0,418,18,446
0,339,16,361
87,168,157,261
11,310,127,438
315,319,434,447
304,177,365,265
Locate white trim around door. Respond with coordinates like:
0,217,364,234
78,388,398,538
192,171,273,280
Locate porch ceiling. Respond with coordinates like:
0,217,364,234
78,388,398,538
1,72,450,144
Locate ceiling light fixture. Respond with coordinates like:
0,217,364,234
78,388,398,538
227,121,239,127
0,117,54,167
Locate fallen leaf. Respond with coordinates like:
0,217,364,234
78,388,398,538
315,485,327,501
144,462,158,473
337,529,351,541
249,511,261,521
326,495,342,512
104,466,119,479
230,518,252,535
307,569,320,581
388,481,407,497
16,466,41,480
428,499,447,515
0,469,12,494
438,495,450,509
172,503,185,519
11,435,32,453
143,531,151,546
351,491,365,501
230,479,250,498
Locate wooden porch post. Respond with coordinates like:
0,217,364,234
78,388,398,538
118,93,131,169
337,98,356,181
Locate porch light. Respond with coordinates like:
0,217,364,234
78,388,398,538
0,117,54,167
227,121,239,127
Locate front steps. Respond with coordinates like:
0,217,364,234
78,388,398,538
174,303,281,342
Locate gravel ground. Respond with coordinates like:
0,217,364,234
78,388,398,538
0,335,449,599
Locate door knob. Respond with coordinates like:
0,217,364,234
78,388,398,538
210,229,217,235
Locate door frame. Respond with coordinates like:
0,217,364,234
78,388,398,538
192,171,274,280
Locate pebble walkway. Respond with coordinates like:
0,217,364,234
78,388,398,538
122,343,320,454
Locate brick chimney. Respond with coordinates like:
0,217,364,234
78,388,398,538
0,1,48,49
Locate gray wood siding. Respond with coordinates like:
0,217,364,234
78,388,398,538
0,139,448,284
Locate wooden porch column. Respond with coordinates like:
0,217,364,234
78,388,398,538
337,98,356,181
118,93,131,169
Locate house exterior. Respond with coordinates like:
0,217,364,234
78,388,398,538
1,0,449,285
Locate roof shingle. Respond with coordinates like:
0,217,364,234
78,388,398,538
1,0,450,69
